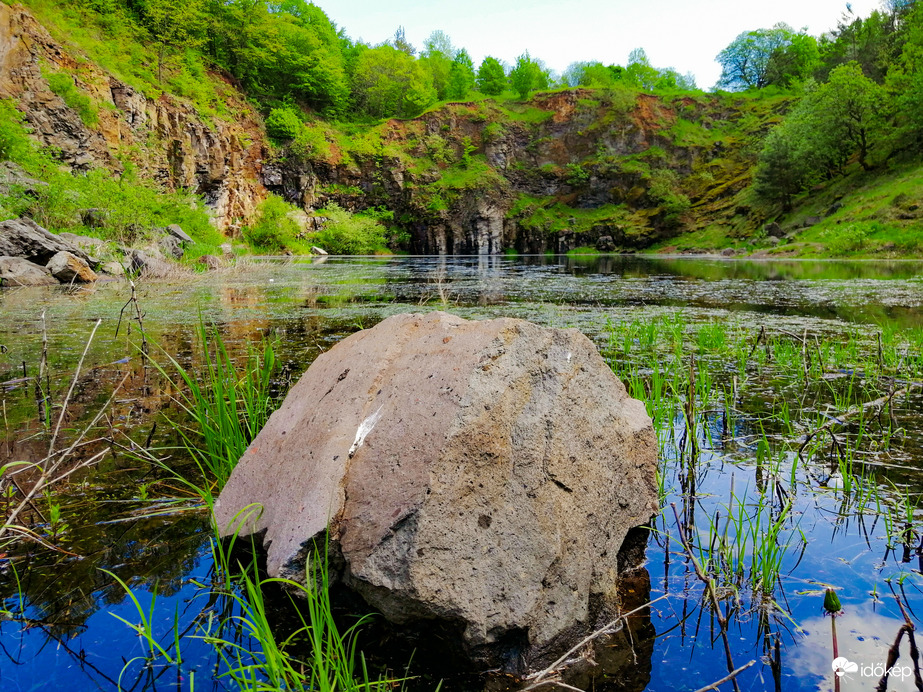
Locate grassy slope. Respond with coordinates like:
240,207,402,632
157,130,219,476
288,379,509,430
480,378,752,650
9,1,923,259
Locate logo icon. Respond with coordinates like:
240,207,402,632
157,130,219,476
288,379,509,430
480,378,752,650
832,657,858,677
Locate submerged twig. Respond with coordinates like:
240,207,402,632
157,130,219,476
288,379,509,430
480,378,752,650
692,660,756,692
116,280,148,355
49,318,102,457
797,381,923,461
0,370,128,545
522,594,669,689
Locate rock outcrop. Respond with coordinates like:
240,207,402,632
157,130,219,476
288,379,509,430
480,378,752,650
0,217,91,265
215,311,658,670
0,2,266,230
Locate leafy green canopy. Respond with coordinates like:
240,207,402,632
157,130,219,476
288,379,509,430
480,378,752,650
716,23,819,90
477,56,507,96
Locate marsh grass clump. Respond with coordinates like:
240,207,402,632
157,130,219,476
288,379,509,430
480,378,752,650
146,322,280,496
601,315,923,642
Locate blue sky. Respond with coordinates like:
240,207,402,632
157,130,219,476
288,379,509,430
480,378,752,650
314,0,883,88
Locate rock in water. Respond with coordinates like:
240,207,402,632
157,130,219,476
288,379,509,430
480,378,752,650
0,256,57,286
214,312,658,669
46,251,97,283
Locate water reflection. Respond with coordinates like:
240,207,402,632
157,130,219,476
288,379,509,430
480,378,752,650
3,256,923,692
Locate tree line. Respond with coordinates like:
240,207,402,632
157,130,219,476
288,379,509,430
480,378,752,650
66,0,696,122
713,1,923,207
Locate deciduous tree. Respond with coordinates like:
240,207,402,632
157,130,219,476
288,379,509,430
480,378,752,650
477,56,506,96
447,49,475,100
716,23,803,90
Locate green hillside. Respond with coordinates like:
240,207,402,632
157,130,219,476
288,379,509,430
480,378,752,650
2,0,923,257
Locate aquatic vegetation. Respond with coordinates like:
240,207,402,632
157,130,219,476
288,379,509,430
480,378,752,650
145,321,280,495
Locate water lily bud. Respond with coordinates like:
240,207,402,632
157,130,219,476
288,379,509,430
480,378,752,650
824,588,842,614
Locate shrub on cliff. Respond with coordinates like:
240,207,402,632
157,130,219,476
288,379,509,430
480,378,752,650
312,204,387,254
265,107,304,142
244,195,300,251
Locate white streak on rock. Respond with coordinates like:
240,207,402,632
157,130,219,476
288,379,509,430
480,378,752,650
348,405,383,458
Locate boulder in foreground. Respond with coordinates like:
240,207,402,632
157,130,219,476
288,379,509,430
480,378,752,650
214,311,658,670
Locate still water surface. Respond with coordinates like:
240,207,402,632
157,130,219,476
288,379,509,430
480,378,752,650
2,255,923,691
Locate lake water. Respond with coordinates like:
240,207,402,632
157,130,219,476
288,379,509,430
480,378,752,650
2,255,923,692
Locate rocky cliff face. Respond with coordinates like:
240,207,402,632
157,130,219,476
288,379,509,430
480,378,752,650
266,90,773,254
0,2,266,232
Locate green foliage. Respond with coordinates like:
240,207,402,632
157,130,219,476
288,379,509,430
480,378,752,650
243,195,300,251
351,45,436,118
0,101,29,161
509,52,548,100
312,203,387,254
564,61,623,88
716,23,810,90
756,62,890,205
625,48,659,91
140,0,206,81
460,136,476,167
477,56,507,96
291,122,332,160
420,30,455,99
564,163,590,186
46,71,98,126
265,107,303,142
648,169,691,225
146,322,279,494
447,49,476,100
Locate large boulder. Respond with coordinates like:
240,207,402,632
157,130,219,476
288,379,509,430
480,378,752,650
0,218,91,265
214,311,658,669
0,256,57,286
46,251,97,283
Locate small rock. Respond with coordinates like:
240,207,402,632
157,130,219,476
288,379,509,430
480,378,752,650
802,216,822,228
100,261,125,276
310,245,328,256
159,235,184,260
220,243,235,259
46,251,98,283
825,201,844,217
0,256,57,286
764,222,784,238
198,254,221,271
166,224,193,244
766,236,781,246
595,235,616,252
129,249,173,278
720,247,736,256
81,208,110,228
